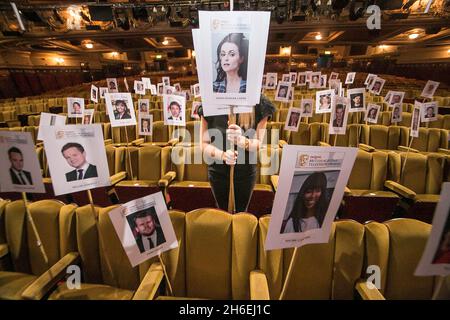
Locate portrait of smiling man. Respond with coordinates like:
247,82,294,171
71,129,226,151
61,142,98,182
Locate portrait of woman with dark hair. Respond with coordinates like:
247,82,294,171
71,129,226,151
213,33,249,93
281,172,329,234
113,100,131,120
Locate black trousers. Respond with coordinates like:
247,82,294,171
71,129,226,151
208,165,257,213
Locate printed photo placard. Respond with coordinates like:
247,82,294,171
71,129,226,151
142,77,152,90
329,96,349,135
99,87,108,99
265,73,278,89
347,88,365,112
105,92,137,128
275,82,292,103
415,182,450,276
364,103,381,124
37,113,66,141
91,85,98,103
391,103,403,123
106,78,118,93
67,97,85,119
134,80,146,95
297,72,307,86
163,94,186,126
138,99,150,114
315,89,334,114
300,99,314,118
82,109,94,125
0,131,45,193
369,77,385,95
265,145,358,250
421,80,440,99
40,124,111,196
345,72,356,85
284,107,302,132
421,101,438,123
410,103,421,138
108,192,178,267
309,72,322,89
162,76,170,87
139,114,153,136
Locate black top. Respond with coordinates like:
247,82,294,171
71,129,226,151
198,95,276,176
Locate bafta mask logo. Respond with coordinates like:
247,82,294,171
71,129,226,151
297,154,309,167
212,19,220,31
55,131,65,139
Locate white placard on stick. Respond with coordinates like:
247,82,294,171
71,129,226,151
142,77,152,90
41,124,111,196
82,109,94,125
106,78,118,93
329,96,349,135
347,88,365,113
139,114,153,136
411,103,421,138
391,103,403,123
134,80,145,95
265,145,358,250
138,99,150,114
0,131,45,193
345,72,355,85
105,92,137,127
315,89,334,114
37,112,66,141
421,101,438,123
364,103,381,124
67,97,85,118
421,80,439,99
90,85,98,103
284,107,302,132
300,99,314,118
108,192,178,267
196,11,270,106
163,94,186,126
415,182,450,276
275,82,291,103
265,73,278,89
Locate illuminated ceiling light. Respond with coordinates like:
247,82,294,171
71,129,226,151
325,51,331,55
191,50,196,57
378,45,387,49
315,33,323,40
409,33,419,40
84,42,93,49
55,57,64,64
280,46,291,56
111,51,118,57
156,54,162,59
162,39,169,46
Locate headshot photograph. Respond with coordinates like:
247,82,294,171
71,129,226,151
330,72,339,80
8,146,33,185
265,73,277,89
289,72,297,84
174,83,181,92
139,114,153,136
332,103,346,128
280,171,337,234
345,72,355,84
275,82,290,102
164,86,176,95
347,88,365,112
139,99,149,114
157,83,164,96
320,75,327,88
105,92,137,128
193,83,201,97
329,79,341,96
191,101,201,119
149,84,157,96
61,142,98,182
212,32,249,94
315,89,333,114
126,207,166,254
301,99,314,117
420,102,438,122
282,74,291,82
284,107,302,131
99,87,108,99
370,78,385,95
390,92,405,105
91,85,98,103
163,94,186,126
107,78,118,93
134,81,145,95
113,99,132,120
411,107,421,134
67,97,85,118
421,80,439,98
0,132,45,193
162,76,170,87
365,104,381,124
391,104,403,123
364,73,377,86
297,72,307,86
309,72,321,89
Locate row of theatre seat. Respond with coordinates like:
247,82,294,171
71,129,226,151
1,143,447,224
0,199,445,300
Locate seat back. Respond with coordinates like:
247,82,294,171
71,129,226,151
289,123,310,145
184,209,258,299
137,145,171,180
172,145,209,182
348,149,388,191
364,219,435,299
151,121,170,143
4,200,75,276
258,216,365,299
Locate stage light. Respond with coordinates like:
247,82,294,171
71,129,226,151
111,51,118,58
409,33,419,39
162,39,169,45
280,46,291,56
315,33,323,40
84,42,93,49
325,51,331,55
55,57,64,64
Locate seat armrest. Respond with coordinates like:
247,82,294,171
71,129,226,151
132,262,164,300
270,175,279,192
21,252,80,300
132,138,144,146
104,139,113,145
318,141,331,147
438,148,450,155
250,270,270,300
384,180,416,199
398,145,420,153
344,186,352,196
278,140,288,148
158,171,177,188
110,171,127,185
0,243,9,259
355,279,385,300
167,138,180,146
358,143,375,153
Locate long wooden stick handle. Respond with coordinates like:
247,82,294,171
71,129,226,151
279,247,299,300
22,192,49,265
158,254,174,296
400,137,415,183
432,276,446,300
124,127,135,180
228,107,236,214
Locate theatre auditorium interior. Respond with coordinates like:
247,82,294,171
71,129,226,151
0,0,450,302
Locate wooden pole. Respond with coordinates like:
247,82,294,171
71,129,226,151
432,276,447,300
399,137,415,183
333,134,337,146
158,254,174,296
228,107,236,214
124,127,135,180
279,247,299,300
22,192,49,265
